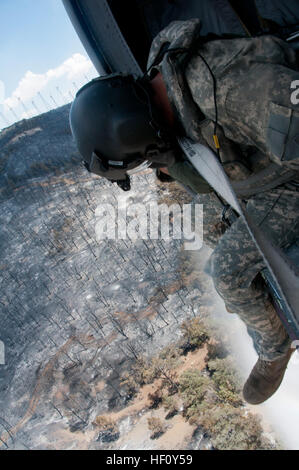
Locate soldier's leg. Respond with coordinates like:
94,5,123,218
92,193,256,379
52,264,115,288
200,193,226,249
209,184,299,361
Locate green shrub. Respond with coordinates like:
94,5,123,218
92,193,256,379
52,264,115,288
179,369,211,419
121,348,180,397
206,339,228,361
180,318,209,353
162,396,179,417
199,404,273,450
147,417,166,439
207,357,242,405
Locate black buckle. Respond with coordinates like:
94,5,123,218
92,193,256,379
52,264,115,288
116,175,131,191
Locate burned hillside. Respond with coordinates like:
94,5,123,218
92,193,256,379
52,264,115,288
0,106,277,450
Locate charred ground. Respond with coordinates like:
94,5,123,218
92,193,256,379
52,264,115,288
0,106,278,450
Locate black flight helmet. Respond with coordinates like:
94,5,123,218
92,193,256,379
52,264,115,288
70,73,175,190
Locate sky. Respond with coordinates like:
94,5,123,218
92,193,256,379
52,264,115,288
0,0,98,129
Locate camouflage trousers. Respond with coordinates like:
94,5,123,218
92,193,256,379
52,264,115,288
207,183,299,361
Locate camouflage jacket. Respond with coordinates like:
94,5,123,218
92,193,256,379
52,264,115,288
147,19,299,191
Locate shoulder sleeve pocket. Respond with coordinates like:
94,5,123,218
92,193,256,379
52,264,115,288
267,102,299,167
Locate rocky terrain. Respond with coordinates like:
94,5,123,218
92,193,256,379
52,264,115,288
0,106,279,450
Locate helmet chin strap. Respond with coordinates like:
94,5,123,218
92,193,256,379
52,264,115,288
115,175,131,191
135,76,176,149
112,146,177,191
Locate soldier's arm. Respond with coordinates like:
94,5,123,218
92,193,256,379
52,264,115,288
166,160,213,194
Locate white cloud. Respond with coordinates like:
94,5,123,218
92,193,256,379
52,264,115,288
3,53,96,110
47,53,93,80
0,80,5,104
5,72,49,109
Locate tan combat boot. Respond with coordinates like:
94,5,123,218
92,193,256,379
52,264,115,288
243,348,294,405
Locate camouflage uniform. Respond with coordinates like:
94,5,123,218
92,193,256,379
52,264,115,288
148,19,299,360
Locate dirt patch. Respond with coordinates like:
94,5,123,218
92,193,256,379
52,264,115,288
155,412,195,450
93,344,208,449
